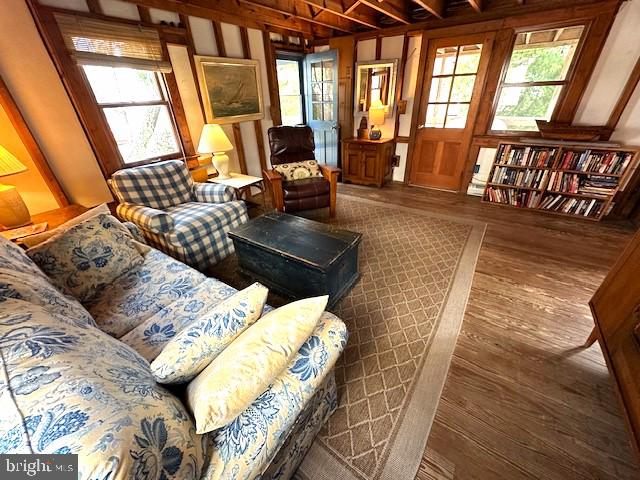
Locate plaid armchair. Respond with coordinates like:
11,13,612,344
108,160,248,269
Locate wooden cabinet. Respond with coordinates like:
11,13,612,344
588,229,640,460
341,138,394,187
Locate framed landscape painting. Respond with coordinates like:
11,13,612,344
195,55,264,124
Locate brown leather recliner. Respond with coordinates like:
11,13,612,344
263,125,340,217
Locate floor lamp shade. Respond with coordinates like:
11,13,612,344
0,145,31,228
197,124,234,179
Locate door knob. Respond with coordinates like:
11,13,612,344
418,124,425,129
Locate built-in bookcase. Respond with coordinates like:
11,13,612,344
482,142,640,221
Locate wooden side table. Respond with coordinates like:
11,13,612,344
208,173,267,211
31,204,88,229
1,205,87,243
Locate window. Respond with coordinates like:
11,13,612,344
491,25,585,132
309,58,335,121
276,57,304,125
83,65,180,164
425,44,483,129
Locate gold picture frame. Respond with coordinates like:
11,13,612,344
195,55,264,124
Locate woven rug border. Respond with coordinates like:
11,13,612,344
297,193,487,480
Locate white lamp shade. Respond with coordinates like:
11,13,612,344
369,106,385,126
197,124,233,154
0,145,27,177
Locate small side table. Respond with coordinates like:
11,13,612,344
31,204,88,229
208,173,267,211
1,204,87,244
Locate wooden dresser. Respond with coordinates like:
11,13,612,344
588,228,640,459
341,138,394,187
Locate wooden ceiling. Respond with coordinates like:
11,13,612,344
120,0,616,40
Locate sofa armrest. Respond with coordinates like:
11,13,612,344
193,182,237,203
263,169,284,212
121,221,147,243
116,203,174,234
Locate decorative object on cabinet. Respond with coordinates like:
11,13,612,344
194,56,264,124
584,228,640,460
482,141,640,221
197,124,233,179
368,100,385,140
354,58,398,114
342,138,394,188
0,145,30,228
357,116,369,140
264,126,340,217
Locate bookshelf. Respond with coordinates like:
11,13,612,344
482,142,640,221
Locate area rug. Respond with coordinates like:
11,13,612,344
210,194,486,480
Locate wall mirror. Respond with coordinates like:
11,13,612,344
354,59,398,114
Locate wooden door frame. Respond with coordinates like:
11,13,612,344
408,31,495,191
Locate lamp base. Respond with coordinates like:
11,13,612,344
0,184,31,229
369,127,382,140
212,152,231,179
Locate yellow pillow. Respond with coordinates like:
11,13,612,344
150,283,269,384
186,295,328,434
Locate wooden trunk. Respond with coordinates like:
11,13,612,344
228,213,362,308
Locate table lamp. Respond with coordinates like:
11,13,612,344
197,124,234,179
0,145,30,229
368,100,385,140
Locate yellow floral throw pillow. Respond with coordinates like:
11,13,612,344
186,295,328,433
273,160,324,181
150,283,268,384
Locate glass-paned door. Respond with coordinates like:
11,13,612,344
410,33,494,191
304,50,338,166
425,44,482,128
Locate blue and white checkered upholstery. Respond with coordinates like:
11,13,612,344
109,160,248,269
193,182,237,203
117,203,174,233
142,201,248,268
109,160,195,209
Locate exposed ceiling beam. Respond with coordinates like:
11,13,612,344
120,0,332,38
299,0,381,29
238,0,354,33
411,0,445,18
465,0,483,13
344,1,361,15
359,0,411,24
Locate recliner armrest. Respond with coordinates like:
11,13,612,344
263,169,284,212
116,203,174,234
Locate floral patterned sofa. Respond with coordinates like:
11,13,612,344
0,232,347,479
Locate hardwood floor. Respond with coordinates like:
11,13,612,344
333,183,640,479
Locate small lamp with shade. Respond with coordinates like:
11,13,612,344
197,124,234,179
368,99,385,140
0,145,30,229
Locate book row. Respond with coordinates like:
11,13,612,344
538,194,604,218
547,172,617,197
484,187,541,208
491,167,549,189
557,150,633,175
496,145,556,168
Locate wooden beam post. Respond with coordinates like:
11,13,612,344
240,26,268,173
0,76,68,207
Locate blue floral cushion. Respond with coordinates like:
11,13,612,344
150,283,268,384
0,298,204,479
0,238,94,328
27,214,144,304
